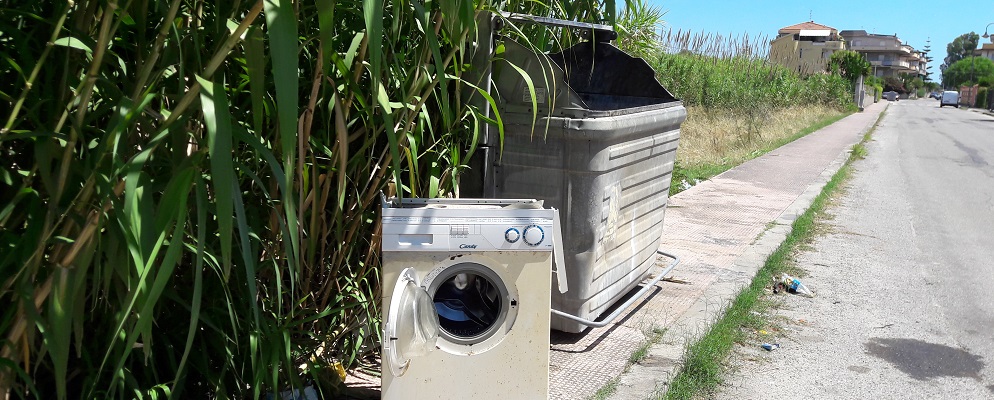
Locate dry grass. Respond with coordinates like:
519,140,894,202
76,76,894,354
678,105,844,166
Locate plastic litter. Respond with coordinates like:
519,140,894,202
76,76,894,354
761,343,780,351
777,273,815,298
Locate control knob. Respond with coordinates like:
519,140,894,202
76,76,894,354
522,225,545,246
504,228,520,243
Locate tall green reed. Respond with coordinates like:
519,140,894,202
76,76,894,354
650,29,852,111
0,0,620,398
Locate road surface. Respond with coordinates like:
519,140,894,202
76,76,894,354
717,99,994,399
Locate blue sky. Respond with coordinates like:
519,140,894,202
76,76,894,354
647,0,994,79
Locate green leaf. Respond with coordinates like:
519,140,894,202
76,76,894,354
411,0,453,129
376,84,404,197
196,75,235,280
500,60,539,138
52,36,93,54
264,0,300,292
315,0,335,75
455,76,506,155
244,26,267,135
167,177,202,396
364,0,385,109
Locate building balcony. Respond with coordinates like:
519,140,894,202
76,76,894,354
797,40,845,50
848,42,902,52
870,60,910,69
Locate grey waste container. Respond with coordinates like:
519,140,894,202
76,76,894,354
463,16,687,333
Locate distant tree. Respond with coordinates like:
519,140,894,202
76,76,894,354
942,56,994,88
941,32,980,72
980,75,994,88
828,50,871,82
899,73,924,92
883,76,907,93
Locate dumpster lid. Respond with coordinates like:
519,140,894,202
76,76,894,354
549,41,675,102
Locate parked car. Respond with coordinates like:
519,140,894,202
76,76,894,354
883,91,899,101
928,92,940,99
939,91,960,108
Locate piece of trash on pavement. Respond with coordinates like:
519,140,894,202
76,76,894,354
761,343,780,351
779,273,816,298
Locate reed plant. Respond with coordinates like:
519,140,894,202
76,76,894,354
0,0,618,398
651,29,852,111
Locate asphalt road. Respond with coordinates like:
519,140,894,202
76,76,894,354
717,100,994,399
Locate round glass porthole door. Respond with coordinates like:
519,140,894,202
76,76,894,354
384,267,440,377
427,263,511,346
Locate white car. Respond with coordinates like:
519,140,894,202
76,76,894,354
940,91,960,108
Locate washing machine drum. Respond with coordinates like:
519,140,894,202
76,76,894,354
429,263,512,345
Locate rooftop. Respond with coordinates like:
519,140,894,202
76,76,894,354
779,21,837,35
840,30,899,39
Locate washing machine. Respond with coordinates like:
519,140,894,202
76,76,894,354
380,196,564,400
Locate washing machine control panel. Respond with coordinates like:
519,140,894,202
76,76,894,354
381,204,556,252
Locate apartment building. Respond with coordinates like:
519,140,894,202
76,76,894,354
769,21,845,75
840,30,925,78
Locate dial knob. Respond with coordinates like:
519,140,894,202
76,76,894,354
504,228,521,243
522,225,545,246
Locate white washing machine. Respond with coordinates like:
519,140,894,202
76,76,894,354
380,196,564,400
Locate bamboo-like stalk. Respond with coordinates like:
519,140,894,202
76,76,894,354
1,5,71,136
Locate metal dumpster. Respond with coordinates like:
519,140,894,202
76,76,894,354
463,15,687,333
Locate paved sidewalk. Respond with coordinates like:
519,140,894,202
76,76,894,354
343,101,888,399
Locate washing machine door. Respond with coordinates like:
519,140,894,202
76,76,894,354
384,267,440,377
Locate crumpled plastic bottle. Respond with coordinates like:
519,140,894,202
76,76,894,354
781,273,815,298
